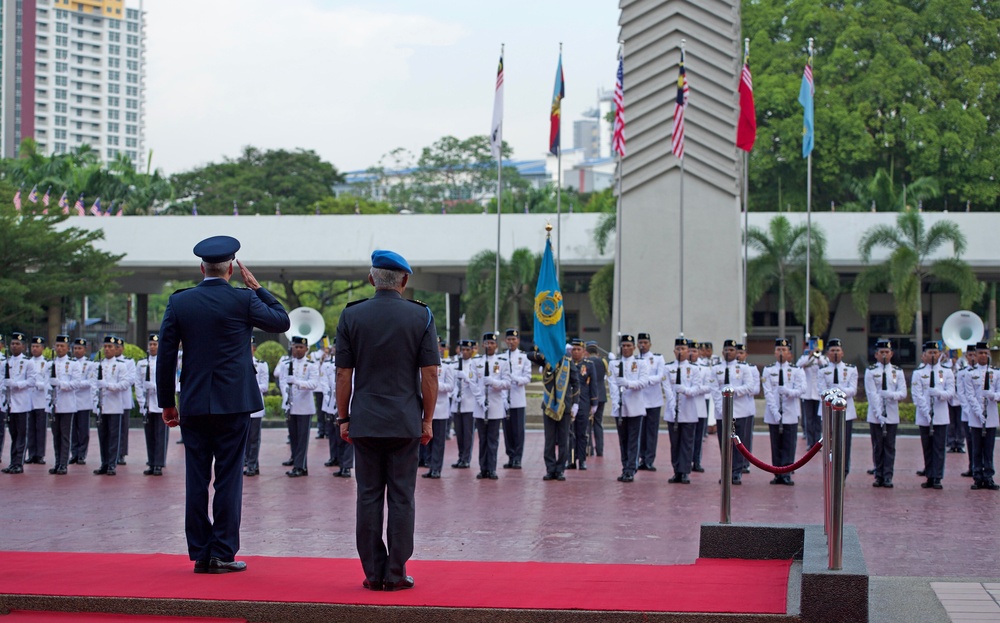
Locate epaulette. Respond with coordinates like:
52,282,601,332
172,287,191,295
788,363,799,368
846,363,856,368
408,299,429,308
868,363,878,370
916,363,927,369
345,298,369,308
654,353,662,357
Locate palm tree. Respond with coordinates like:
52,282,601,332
463,248,538,334
746,215,838,337
853,210,983,357
843,168,940,212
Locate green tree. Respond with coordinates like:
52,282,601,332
463,248,538,335
588,263,615,323
852,210,983,356
842,168,940,212
746,215,838,337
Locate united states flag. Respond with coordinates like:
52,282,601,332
612,55,626,157
671,48,689,160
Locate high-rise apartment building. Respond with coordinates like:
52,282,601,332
0,0,145,164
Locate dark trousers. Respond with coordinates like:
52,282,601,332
692,417,707,467
455,411,474,464
969,427,997,482
0,412,6,462
288,414,312,470
181,413,250,563
353,436,420,585
97,412,122,470
50,412,73,468
7,412,28,468
722,417,754,476
118,409,129,458
333,422,354,469
638,406,662,467
870,423,897,482
503,407,525,462
71,410,91,460
27,409,47,460
324,413,338,460
919,424,948,480
615,416,641,475
144,411,168,468
947,406,966,450
768,423,797,469
591,402,605,456
801,399,821,445
428,419,448,472
667,421,695,476
966,416,975,472
313,393,326,436
244,417,263,471
842,420,855,475
574,409,590,465
418,436,430,465
476,418,501,473
542,414,569,475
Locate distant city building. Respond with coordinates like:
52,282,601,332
0,0,146,164
573,88,614,160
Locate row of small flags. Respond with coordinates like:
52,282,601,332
12,185,123,216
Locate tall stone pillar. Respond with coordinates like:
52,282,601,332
614,0,744,345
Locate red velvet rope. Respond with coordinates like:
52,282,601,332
732,436,823,474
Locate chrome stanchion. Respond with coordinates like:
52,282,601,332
829,396,847,571
720,386,735,524
821,390,833,537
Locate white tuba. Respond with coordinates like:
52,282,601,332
941,310,984,351
284,307,326,346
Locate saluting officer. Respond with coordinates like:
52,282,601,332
502,329,532,470
664,338,707,484
2,333,37,474
95,336,131,476
965,342,1000,490
865,339,907,488
816,338,859,476
911,341,955,489
635,332,665,472
762,338,805,485
712,339,757,484
276,335,319,477
70,338,94,465
136,333,168,476
26,336,50,465
475,332,508,480
568,338,598,471
244,336,269,477
451,339,483,469
48,335,81,475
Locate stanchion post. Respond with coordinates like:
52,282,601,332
829,397,847,571
720,386,735,524
821,390,834,537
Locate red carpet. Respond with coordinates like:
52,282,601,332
2,613,242,623
0,551,791,614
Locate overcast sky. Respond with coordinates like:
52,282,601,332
143,0,621,176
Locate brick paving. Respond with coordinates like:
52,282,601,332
1,427,998,580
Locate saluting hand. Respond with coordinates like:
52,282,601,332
237,260,261,290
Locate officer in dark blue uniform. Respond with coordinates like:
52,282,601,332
336,249,440,592
157,236,290,574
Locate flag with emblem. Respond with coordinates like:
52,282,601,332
42,186,51,207
549,51,565,156
534,235,571,420
28,185,38,203
799,53,814,158
58,191,68,214
89,198,101,216
671,48,689,159
74,194,85,216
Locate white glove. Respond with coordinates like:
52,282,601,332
571,403,579,417
590,404,597,415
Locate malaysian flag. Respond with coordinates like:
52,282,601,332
736,42,756,152
89,198,102,216
58,191,68,214
42,186,51,207
671,47,689,159
74,194,85,216
799,51,814,158
28,185,38,203
13,189,22,210
612,54,626,157
106,200,116,216
489,50,504,160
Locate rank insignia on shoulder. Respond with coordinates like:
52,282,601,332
408,299,429,308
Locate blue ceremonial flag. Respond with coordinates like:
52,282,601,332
798,59,814,158
533,236,566,369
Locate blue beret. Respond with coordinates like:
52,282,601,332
371,249,412,274
194,235,240,263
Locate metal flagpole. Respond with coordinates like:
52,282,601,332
615,153,623,340
493,43,504,332
556,43,563,277
805,37,814,342
743,151,749,337
678,39,686,335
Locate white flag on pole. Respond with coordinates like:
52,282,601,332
489,50,504,160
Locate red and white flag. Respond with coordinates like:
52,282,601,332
612,54,626,157
671,48,689,159
736,44,756,152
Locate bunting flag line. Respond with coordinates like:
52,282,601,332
489,52,504,160
612,54,626,158
671,48,689,159
736,45,757,152
549,52,565,156
799,51,814,158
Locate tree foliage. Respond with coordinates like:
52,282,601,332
463,248,539,335
744,0,1000,211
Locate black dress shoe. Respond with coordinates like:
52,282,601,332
153,467,163,476
636,463,648,471
116,459,126,466
782,477,794,486
208,558,247,574
421,471,437,479
668,474,684,484
985,480,1000,491
555,472,566,481
691,465,705,473
282,459,294,466
873,478,884,488
502,462,514,469
2,465,22,474
883,479,893,488
742,466,750,474
143,468,155,476
106,468,116,476
932,479,943,490
578,462,587,471
916,469,926,477
428,471,441,479
543,472,557,481
644,465,656,472
333,468,352,478
418,459,427,468
363,579,384,591
49,467,59,474
68,457,78,465
961,471,974,478
971,481,984,490
866,469,875,475
680,474,691,484
316,434,326,440
194,560,211,574
957,447,966,453
920,479,934,489
731,477,741,485
476,470,487,479
286,467,308,477
93,466,107,475
243,469,258,477
77,459,86,465
566,462,576,470
384,576,414,591
324,459,336,467
770,477,783,485
488,471,498,480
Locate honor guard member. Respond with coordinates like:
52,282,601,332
797,338,827,447
607,334,648,482
110,337,136,465
452,340,483,469
687,343,712,472
276,336,319,477
712,339,757,484
418,340,446,468
244,336,269,477
635,333,665,471
585,341,609,458
735,343,760,470
966,342,1000,490
526,345,579,482
865,339,907,488
762,338,805,485
502,329,532,469
664,338,707,483
911,341,955,489
2,333,36,474
957,346,978,478
95,336,131,475
48,335,81,475
945,348,968,453
422,352,456,479
568,338,598,470
70,338,94,465
25,336,50,465
816,339,859,476
475,332,508,480
0,334,7,464
136,333,168,476
311,337,331,439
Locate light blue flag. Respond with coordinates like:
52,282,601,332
798,63,814,158
533,236,566,367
